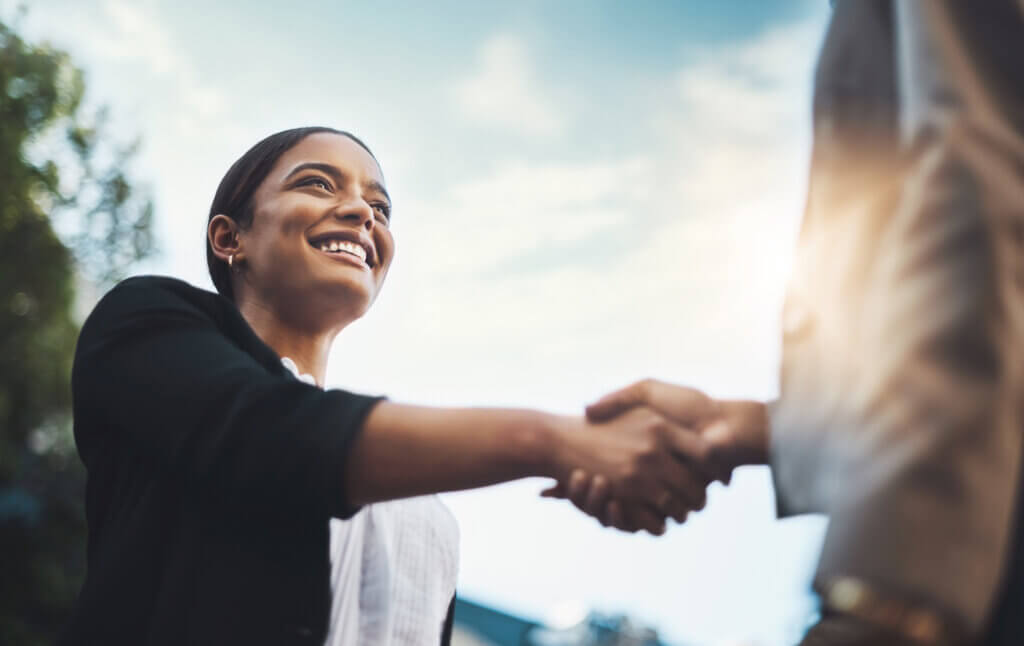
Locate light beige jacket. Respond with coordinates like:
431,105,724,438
770,1,1024,641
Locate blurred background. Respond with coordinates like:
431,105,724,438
1,1,834,644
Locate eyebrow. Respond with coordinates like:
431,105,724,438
284,162,391,205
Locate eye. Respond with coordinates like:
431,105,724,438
299,176,332,191
372,203,391,224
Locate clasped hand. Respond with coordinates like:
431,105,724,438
543,379,769,535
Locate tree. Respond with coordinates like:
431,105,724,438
0,10,154,644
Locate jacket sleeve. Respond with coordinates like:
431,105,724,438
72,278,383,519
772,1,1024,639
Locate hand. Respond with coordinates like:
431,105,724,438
544,380,769,531
542,407,717,535
588,379,770,479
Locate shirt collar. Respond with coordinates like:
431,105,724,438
280,357,319,387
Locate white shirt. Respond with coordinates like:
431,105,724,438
280,358,460,646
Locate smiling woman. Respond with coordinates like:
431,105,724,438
60,127,720,646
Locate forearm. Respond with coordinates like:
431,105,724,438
344,402,565,505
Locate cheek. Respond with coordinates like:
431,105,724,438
251,202,314,258
377,232,396,270
277,211,310,238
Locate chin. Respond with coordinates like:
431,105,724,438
317,278,376,324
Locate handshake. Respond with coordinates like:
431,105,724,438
541,380,771,535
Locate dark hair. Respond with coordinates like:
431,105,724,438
206,126,377,301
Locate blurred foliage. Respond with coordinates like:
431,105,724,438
0,9,154,645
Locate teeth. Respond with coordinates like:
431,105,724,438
316,239,368,263
340,241,367,261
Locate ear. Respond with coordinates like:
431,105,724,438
208,214,243,263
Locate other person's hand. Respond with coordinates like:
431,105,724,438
588,379,770,476
542,406,718,535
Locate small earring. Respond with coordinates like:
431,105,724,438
228,254,234,269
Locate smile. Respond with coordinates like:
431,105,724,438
307,232,375,268
319,239,366,262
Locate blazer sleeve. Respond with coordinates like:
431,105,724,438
773,2,1024,638
72,278,383,519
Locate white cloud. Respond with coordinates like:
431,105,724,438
36,0,228,130
399,156,653,280
452,34,563,136
96,0,181,74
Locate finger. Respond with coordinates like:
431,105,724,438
540,483,566,498
567,469,589,509
606,500,631,532
605,500,666,536
583,475,612,525
655,487,694,524
589,379,712,427
585,380,653,422
626,505,668,536
657,458,710,515
664,426,730,485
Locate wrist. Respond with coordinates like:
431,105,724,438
519,411,571,479
717,399,771,466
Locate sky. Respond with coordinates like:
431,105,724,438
14,1,834,643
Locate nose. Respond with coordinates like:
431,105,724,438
333,199,375,232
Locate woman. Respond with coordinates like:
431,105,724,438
61,127,713,646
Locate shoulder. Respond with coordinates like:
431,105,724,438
75,275,284,373
78,275,233,346
103,274,221,309
90,275,226,322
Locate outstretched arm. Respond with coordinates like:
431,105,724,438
348,401,713,534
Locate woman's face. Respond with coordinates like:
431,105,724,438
238,133,395,328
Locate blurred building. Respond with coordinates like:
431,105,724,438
452,597,671,646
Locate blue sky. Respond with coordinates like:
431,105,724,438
16,1,833,643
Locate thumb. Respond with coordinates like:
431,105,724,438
540,483,567,498
585,381,648,422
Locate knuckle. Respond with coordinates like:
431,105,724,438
638,437,659,458
622,465,644,488
705,440,724,462
694,441,712,463
639,453,661,475
643,409,664,427
646,417,668,438
639,378,659,394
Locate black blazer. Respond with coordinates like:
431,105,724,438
60,276,385,645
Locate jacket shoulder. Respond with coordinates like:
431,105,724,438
106,274,220,306
88,275,224,323
76,275,282,375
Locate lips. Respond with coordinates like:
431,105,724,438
307,230,376,268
